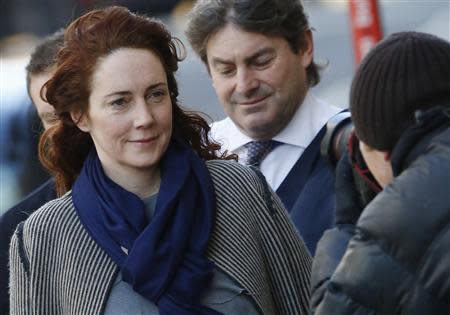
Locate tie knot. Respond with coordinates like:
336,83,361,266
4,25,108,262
244,140,280,167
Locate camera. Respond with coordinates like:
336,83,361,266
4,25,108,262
321,111,382,202
320,111,354,168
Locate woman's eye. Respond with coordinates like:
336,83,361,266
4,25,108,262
110,98,127,107
147,90,166,102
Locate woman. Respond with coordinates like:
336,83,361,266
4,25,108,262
9,6,311,315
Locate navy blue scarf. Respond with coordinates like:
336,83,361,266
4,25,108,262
72,139,222,315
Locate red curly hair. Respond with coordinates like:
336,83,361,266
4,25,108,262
40,6,235,196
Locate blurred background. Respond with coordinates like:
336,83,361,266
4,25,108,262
0,0,449,214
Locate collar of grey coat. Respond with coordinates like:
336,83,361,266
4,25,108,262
10,160,312,315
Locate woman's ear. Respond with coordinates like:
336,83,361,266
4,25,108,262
70,111,90,132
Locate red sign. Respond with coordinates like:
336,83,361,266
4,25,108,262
349,0,383,65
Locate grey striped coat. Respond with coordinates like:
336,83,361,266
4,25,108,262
10,160,312,315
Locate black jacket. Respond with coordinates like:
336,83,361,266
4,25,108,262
0,178,56,315
311,107,450,314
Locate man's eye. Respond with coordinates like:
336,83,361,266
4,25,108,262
43,116,58,126
217,67,235,76
41,113,58,124
253,57,273,68
48,116,58,123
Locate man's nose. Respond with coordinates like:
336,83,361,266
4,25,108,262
235,68,259,96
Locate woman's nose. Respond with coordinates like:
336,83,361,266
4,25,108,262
133,99,154,128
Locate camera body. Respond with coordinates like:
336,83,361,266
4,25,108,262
320,111,353,168
321,111,382,202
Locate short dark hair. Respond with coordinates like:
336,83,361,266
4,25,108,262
185,0,320,86
25,29,64,92
350,32,450,151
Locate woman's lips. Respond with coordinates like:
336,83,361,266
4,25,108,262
129,136,157,145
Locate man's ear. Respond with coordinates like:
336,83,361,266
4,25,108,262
299,29,314,68
70,111,90,132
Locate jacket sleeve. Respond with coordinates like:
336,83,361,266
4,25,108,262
310,226,382,315
252,168,313,315
310,225,354,314
9,223,31,315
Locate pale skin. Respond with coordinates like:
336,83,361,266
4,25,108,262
73,48,173,199
359,140,394,188
206,23,314,140
29,71,58,130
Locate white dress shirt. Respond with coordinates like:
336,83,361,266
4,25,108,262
210,92,342,190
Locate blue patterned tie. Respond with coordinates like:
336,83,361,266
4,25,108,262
244,140,280,167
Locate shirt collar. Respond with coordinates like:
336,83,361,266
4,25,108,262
272,91,342,148
210,117,253,152
210,91,342,151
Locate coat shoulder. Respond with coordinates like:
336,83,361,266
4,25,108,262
206,159,265,192
20,193,76,245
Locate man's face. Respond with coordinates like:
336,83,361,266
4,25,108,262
206,23,313,140
29,72,57,130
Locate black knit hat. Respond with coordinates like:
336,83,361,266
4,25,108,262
350,31,450,151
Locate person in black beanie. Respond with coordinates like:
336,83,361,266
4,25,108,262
310,31,450,314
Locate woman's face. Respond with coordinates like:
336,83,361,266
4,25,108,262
77,47,173,178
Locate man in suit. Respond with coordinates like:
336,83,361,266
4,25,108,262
186,0,341,254
0,30,62,314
